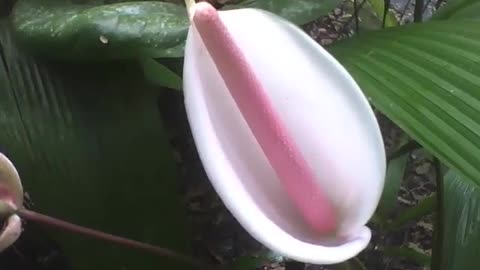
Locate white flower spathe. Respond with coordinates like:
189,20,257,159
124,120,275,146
183,2,386,265
0,153,23,252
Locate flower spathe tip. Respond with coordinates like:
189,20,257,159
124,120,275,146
0,153,24,252
0,153,23,210
0,214,22,252
192,1,338,234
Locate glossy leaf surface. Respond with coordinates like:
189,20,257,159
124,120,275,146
0,20,191,270
221,0,342,25
433,0,480,20
12,0,189,60
440,170,480,270
329,19,480,189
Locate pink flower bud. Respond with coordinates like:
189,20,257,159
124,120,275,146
0,214,22,252
0,153,23,252
183,2,386,264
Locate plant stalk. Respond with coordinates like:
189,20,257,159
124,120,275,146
387,140,421,162
382,0,391,28
353,0,360,34
430,158,444,270
414,0,424,22
185,0,196,19
16,208,213,270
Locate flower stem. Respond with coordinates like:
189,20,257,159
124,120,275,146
16,208,213,269
185,0,196,20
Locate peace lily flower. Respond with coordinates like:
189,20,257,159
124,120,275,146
183,1,386,265
0,153,23,252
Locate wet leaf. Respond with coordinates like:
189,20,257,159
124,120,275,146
366,0,398,27
222,0,341,25
11,0,189,60
433,0,480,20
141,58,182,90
329,19,480,190
377,152,408,217
438,170,480,270
0,20,191,270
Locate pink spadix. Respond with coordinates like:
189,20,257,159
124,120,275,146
192,2,337,234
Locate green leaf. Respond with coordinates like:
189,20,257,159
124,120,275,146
329,25,480,269
222,0,341,25
383,246,431,266
141,58,183,90
341,0,396,32
377,151,408,217
0,21,191,270
331,258,367,270
438,170,480,270
328,19,480,190
366,0,398,27
230,255,268,270
386,194,436,231
376,134,410,219
433,0,480,20
230,250,290,270
11,0,189,60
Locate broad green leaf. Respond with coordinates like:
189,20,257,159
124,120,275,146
11,0,189,60
0,21,191,270
328,19,480,189
433,0,480,20
141,58,183,90
11,0,340,61
222,0,341,25
440,2,480,19
439,170,480,270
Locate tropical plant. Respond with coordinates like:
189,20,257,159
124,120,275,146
0,0,479,270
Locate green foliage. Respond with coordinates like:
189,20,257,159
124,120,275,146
329,19,480,191
387,194,436,231
413,0,424,22
366,0,398,27
5,0,480,269
383,246,431,266
444,3,480,19
11,0,190,60
376,152,408,217
11,0,339,61
141,58,183,90
329,12,480,269
0,20,191,270
433,0,480,20
330,258,367,270
439,170,480,270
376,134,411,219
230,255,269,270
222,0,341,25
